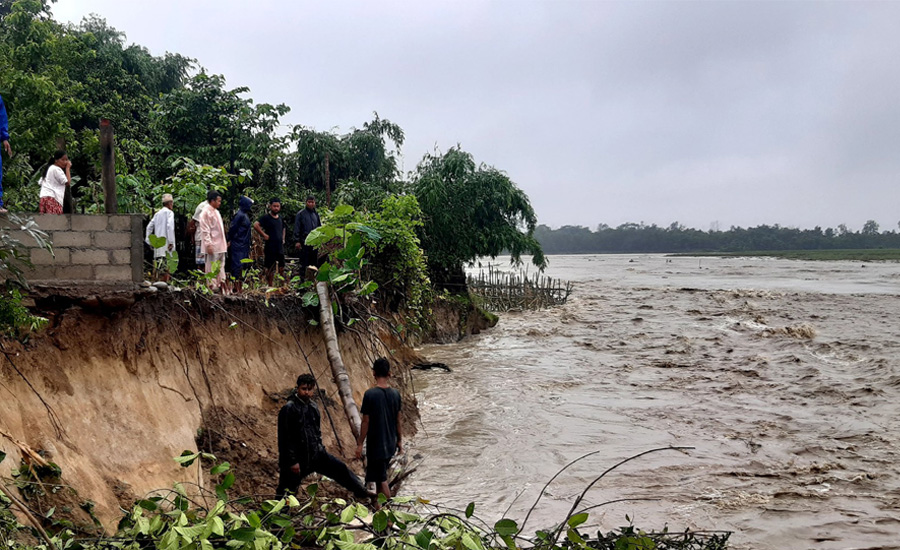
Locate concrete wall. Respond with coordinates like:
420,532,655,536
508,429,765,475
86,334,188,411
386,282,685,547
1,214,143,284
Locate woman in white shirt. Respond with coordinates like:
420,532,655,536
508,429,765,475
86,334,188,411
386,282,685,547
38,150,70,214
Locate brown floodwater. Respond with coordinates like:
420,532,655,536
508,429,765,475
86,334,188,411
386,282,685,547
406,254,900,550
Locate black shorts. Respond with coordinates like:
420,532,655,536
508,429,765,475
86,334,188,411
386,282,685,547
264,252,285,269
365,458,390,483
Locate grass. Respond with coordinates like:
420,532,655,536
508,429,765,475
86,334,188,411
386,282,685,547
671,249,900,261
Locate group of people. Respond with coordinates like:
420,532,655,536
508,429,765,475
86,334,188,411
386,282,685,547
0,89,321,288
146,192,322,291
277,358,403,503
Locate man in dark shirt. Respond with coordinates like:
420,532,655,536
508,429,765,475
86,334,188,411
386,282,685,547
277,374,369,499
356,358,403,502
227,196,254,293
253,198,285,285
293,195,321,271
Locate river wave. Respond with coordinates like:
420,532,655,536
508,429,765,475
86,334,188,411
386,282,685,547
407,254,900,550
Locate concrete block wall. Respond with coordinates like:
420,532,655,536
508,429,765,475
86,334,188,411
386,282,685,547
1,214,143,284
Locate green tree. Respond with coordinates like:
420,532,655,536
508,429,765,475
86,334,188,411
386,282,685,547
160,157,243,214
412,146,545,287
0,0,85,207
290,113,405,208
149,72,289,186
861,219,880,235
0,2,193,209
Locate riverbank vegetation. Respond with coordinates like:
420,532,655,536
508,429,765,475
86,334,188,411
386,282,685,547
0,0,544,291
0,450,730,550
535,221,900,256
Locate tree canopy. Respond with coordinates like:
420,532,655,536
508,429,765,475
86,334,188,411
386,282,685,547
0,0,546,295
412,147,546,282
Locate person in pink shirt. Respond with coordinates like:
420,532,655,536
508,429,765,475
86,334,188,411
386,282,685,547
197,190,228,292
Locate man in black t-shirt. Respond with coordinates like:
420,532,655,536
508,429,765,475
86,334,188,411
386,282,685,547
253,198,285,285
356,358,402,503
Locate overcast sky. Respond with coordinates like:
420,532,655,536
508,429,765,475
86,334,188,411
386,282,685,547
53,0,900,232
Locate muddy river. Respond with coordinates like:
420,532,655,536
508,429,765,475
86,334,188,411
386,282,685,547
406,254,900,550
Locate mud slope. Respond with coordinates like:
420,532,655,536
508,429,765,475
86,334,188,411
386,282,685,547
0,291,420,528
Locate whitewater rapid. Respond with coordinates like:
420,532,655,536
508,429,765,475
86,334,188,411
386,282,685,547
407,254,900,550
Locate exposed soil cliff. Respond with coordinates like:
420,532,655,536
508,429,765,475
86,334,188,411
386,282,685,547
0,289,422,531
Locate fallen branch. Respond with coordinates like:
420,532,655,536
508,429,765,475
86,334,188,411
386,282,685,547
0,480,56,549
316,281,362,440
551,446,695,547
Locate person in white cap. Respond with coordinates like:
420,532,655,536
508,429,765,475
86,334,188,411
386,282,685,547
145,193,176,281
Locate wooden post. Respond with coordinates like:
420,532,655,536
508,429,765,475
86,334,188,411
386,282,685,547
324,152,331,208
100,118,117,214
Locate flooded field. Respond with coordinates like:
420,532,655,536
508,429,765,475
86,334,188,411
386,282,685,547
406,254,900,550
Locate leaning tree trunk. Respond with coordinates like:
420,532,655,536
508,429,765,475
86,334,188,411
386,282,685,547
316,281,362,439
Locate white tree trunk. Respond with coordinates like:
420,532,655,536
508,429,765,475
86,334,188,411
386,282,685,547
316,281,362,439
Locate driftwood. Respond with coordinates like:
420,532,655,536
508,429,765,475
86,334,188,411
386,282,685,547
412,363,452,372
388,454,421,494
315,281,362,439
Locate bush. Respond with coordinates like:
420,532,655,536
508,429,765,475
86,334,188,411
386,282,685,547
0,288,47,339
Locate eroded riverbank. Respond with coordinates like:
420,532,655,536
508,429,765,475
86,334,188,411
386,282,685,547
0,291,423,529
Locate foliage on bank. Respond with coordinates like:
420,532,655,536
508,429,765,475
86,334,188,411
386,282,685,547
0,213,50,337
309,197,431,318
412,148,546,284
0,1,544,285
0,451,730,550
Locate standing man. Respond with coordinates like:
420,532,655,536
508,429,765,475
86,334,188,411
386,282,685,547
145,193,176,281
227,196,254,293
294,195,321,271
277,374,370,500
356,358,403,502
197,190,228,292
0,93,11,214
253,198,285,286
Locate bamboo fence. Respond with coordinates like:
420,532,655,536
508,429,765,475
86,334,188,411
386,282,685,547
467,266,573,312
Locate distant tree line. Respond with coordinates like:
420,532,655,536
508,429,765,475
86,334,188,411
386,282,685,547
534,220,900,254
